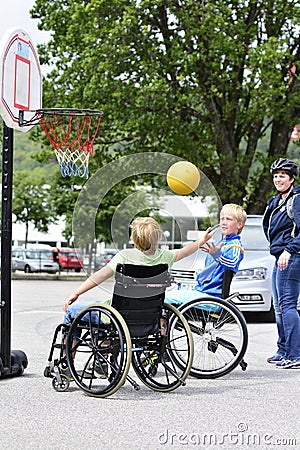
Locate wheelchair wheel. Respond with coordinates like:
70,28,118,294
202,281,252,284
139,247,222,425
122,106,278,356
178,297,248,379
131,304,194,392
52,375,70,392
66,303,132,398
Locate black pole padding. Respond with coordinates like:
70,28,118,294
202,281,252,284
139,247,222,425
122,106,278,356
0,122,28,378
1,123,14,372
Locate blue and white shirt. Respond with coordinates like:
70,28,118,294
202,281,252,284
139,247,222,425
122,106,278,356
194,233,244,298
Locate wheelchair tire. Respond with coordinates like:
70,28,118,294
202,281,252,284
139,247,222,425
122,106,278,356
178,297,248,379
131,304,194,392
66,303,132,398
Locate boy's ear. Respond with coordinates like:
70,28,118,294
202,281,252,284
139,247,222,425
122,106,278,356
237,221,245,232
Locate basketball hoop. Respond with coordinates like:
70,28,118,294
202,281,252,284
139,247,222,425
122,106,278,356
20,108,103,178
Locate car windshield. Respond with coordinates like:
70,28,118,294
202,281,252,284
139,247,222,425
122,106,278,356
212,224,269,251
240,225,269,250
62,252,77,257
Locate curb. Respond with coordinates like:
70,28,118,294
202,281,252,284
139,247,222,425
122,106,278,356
11,271,88,281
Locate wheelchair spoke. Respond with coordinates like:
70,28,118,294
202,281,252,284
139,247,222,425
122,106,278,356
131,304,193,392
65,304,131,397
179,297,248,378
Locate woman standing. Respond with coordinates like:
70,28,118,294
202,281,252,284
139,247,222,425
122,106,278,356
263,158,300,368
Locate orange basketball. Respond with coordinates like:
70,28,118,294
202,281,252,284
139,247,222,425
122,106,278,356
167,161,200,195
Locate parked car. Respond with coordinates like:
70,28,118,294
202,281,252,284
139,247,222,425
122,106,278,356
57,248,83,272
82,250,119,272
12,248,60,274
82,254,99,272
89,250,117,271
169,215,297,321
99,250,118,266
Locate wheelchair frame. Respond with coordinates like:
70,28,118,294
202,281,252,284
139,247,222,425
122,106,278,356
45,264,194,397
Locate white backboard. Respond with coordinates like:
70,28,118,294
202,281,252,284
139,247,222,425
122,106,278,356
0,27,42,131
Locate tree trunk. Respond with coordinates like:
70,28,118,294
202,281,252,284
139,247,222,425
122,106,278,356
25,223,29,248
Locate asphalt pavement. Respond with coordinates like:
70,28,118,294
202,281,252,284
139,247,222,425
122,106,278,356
0,277,299,450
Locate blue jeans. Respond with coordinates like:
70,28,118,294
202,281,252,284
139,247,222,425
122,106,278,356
165,288,222,313
63,301,104,341
271,253,300,360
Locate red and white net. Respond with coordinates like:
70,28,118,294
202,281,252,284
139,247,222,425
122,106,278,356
39,109,103,178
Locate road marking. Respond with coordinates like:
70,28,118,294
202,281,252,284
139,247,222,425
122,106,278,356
20,310,62,314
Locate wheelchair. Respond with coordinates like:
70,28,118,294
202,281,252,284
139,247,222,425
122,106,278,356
44,263,194,398
174,270,248,379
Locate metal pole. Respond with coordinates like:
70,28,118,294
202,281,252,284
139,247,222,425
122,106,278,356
0,123,13,371
0,122,28,377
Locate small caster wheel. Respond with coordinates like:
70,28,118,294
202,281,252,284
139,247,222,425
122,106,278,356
52,375,70,392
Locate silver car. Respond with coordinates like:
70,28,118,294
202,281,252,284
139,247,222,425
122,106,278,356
12,248,60,274
170,215,277,320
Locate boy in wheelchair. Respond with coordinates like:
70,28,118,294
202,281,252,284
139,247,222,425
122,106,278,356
47,206,247,393
164,203,247,307
63,204,246,319
63,217,214,311
162,204,248,379
62,216,214,323
50,217,214,382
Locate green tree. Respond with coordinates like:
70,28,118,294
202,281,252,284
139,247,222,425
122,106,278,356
31,0,300,212
12,171,56,246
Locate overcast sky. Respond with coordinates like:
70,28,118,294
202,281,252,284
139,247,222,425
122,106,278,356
0,0,50,74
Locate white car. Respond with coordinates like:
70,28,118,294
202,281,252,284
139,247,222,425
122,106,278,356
12,248,59,274
170,215,278,321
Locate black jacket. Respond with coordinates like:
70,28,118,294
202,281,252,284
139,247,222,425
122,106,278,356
262,185,300,259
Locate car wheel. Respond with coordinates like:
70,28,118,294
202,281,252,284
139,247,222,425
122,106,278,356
75,268,81,273
24,265,31,274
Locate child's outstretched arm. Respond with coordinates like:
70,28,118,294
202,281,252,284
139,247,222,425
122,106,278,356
63,265,114,311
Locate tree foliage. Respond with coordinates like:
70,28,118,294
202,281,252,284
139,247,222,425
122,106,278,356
12,171,57,245
31,0,300,213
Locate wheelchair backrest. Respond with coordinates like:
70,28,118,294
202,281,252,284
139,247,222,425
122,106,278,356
221,269,234,299
112,263,172,337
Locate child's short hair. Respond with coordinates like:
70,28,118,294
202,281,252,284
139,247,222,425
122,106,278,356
130,217,163,252
220,204,247,234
